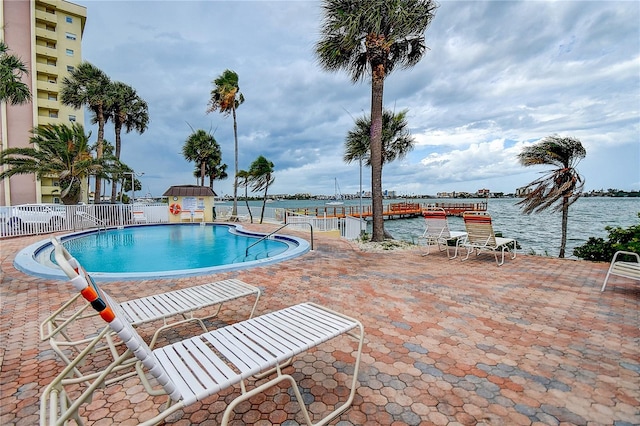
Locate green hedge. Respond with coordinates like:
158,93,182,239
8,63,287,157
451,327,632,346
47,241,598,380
573,213,640,261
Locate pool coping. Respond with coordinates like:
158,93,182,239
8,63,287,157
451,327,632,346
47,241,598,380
13,223,310,281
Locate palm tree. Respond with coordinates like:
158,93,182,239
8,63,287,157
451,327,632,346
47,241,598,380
191,160,226,188
207,69,244,216
0,40,31,104
193,157,228,192
0,123,105,204
60,62,111,203
517,135,587,258
248,156,275,224
316,0,438,242
104,81,149,202
344,109,415,166
182,129,218,186
237,169,254,223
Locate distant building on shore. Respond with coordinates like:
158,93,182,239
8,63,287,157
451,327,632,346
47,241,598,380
516,186,533,197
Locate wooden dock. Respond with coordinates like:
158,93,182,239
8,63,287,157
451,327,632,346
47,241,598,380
287,201,487,220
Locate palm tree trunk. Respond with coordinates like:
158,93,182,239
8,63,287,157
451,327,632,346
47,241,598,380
559,197,569,258
111,120,123,203
260,184,269,224
94,107,105,203
232,107,239,216
370,66,385,242
244,184,253,223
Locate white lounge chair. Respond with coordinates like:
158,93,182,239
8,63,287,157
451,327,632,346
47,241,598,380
192,209,205,222
40,267,364,426
461,211,516,266
180,210,193,222
418,207,467,259
601,250,640,291
42,237,261,379
132,210,147,223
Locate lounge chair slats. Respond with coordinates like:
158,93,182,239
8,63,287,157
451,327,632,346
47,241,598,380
41,238,261,387
41,239,364,426
419,207,467,258
461,211,516,266
140,303,361,408
601,251,640,291
118,279,258,324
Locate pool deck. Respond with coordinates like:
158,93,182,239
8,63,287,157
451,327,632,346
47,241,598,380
1,226,638,425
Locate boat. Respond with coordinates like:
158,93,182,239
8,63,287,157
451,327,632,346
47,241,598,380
326,178,344,205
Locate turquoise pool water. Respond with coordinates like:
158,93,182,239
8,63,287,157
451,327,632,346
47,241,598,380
15,223,310,281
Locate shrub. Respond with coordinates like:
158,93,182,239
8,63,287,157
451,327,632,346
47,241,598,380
573,213,640,261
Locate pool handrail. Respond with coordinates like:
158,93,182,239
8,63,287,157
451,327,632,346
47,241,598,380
245,222,313,257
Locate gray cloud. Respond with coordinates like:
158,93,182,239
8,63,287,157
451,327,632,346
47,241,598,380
76,0,640,198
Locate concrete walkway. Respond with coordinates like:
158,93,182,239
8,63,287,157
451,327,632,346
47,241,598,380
1,226,638,425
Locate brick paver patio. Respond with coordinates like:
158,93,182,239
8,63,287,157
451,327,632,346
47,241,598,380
1,226,638,425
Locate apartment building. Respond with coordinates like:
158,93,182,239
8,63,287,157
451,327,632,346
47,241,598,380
1,0,87,206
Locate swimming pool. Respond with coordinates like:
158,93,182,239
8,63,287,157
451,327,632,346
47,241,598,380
15,223,310,281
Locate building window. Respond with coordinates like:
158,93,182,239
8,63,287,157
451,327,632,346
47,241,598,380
47,59,56,66
48,94,57,101
48,77,57,84
67,65,74,72
66,16,73,23
65,32,76,41
66,49,74,56
49,111,58,118
69,115,76,122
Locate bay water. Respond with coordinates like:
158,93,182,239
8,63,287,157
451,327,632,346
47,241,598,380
244,197,640,258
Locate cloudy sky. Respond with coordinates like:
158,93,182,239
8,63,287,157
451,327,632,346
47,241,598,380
74,0,640,199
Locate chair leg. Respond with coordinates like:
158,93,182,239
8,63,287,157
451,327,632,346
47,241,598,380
420,239,432,256
601,271,613,291
461,246,472,261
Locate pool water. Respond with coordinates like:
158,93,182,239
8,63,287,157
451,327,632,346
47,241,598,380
60,224,288,273
14,223,310,281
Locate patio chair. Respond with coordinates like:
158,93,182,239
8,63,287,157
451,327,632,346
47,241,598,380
132,210,147,223
40,265,364,426
418,207,467,259
461,211,516,266
192,209,205,222
180,210,193,222
41,237,261,379
601,250,640,291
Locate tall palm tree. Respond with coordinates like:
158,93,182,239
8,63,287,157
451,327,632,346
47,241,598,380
207,69,244,216
316,0,438,241
0,41,31,104
182,129,218,186
60,62,111,203
104,81,149,202
236,169,254,223
248,156,275,224
344,109,415,166
0,123,105,204
517,135,587,258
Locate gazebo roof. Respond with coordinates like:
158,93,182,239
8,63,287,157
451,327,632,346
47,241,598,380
162,185,217,197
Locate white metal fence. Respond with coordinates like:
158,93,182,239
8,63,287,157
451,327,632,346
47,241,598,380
343,216,366,240
0,202,367,241
0,204,168,239
283,210,365,241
